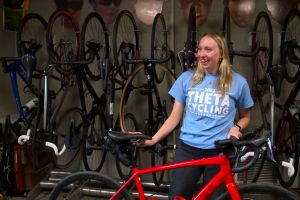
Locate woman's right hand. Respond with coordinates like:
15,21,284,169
128,131,157,147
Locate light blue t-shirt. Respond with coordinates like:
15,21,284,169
169,70,254,149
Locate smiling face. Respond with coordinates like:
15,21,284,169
196,36,222,74
179,0,212,27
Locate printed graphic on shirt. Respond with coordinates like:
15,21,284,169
186,87,230,118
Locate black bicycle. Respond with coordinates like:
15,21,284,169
118,14,176,186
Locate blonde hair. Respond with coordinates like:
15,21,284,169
192,32,232,95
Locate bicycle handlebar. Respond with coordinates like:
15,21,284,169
18,129,66,156
121,50,171,65
48,41,98,66
231,41,260,58
285,39,300,65
0,54,37,85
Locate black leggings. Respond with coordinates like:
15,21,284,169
169,141,232,200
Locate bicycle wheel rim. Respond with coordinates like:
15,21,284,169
81,12,109,81
17,13,48,72
46,10,80,76
82,112,108,171
280,9,300,83
112,10,139,79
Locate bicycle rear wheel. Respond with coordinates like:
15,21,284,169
82,108,108,172
17,13,48,72
217,183,299,200
151,13,168,83
280,9,300,83
48,171,133,200
81,12,109,81
53,107,83,169
112,10,139,79
46,10,80,76
275,111,299,188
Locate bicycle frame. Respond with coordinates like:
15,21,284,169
6,59,37,126
111,155,240,200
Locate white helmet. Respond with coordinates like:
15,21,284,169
133,0,164,25
228,0,256,28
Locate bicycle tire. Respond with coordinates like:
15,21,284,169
250,11,273,134
112,10,139,79
119,63,176,133
81,12,109,81
151,13,168,83
280,9,300,83
222,3,231,52
186,5,197,53
82,109,108,171
252,11,273,86
52,107,83,169
217,183,300,200
275,111,299,188
248,12,274,182
46,10,80,76
115,113,139,180
16,13,48,72
48,171,133,200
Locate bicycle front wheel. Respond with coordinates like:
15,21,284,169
280,9,300,83
17,13,48,72
217,183,300,200
46,10,80,76
112,10,139,79
151,13,168,83
48,171,133,200
81,12,109,81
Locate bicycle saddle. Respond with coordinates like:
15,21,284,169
21,54,36,86
108,130,151,142
269,64,285,98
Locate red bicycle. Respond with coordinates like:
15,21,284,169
48,130,299,200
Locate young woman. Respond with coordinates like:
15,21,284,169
139,32,254,199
